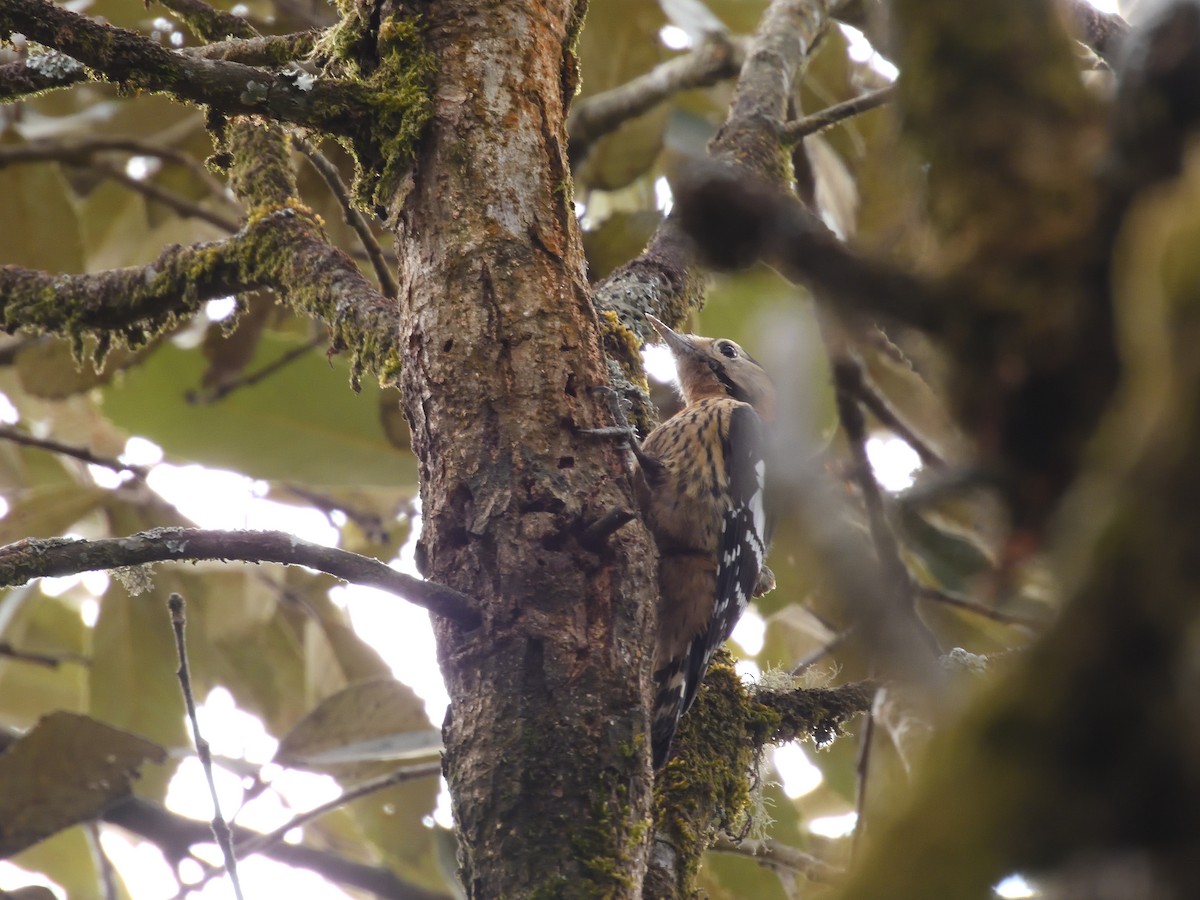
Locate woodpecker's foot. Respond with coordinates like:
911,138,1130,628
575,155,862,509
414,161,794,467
579,507,637,550
579,386,669,483
753,564,776,598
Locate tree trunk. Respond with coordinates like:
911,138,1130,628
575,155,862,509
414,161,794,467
389,2,659,895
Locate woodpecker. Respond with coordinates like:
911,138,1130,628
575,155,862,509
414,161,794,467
637,315,776,768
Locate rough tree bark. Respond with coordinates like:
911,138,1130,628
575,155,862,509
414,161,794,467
387,2,659,896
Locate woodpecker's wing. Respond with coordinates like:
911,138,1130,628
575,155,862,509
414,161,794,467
677,403,770,720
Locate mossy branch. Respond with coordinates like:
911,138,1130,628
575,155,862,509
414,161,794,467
0,202,398,382
647,654,874,898
0,0,431,208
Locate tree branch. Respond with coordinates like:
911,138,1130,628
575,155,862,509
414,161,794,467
0,424,146,478
831,357,940,654
297,139,398,299
756,680,876,745
0,200,397,380
567,33,747,165
89,160,241,232
710,834,841,883
0,136,232,199
779,84,895,144
102,794,446,900
0,0,410,169
0,527,482,628
672,162,953,333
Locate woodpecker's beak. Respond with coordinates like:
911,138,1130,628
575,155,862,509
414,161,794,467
646,315,698,359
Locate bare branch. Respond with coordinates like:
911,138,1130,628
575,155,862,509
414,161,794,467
673,162,953,332
915,585,1045,630
780,84,895,144
846,367,946,469
96,791,447,898
0,423,147,478
0,640,89,668
832,356,940,654
236,762,441,860
567,33,747,164
0,527,482,628
187,332,327,403
90,160,240,232
297,139,399,299
0,136,231,199
711,834,841,883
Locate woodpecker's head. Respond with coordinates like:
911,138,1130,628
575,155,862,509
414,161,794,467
647,315,776,421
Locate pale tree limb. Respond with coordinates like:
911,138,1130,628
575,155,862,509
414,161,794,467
568,32,748,164
779,84,895,143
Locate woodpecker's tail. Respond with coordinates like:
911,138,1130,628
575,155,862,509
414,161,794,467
651,667,686,768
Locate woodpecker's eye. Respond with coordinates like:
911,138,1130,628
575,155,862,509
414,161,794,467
717,341,738,359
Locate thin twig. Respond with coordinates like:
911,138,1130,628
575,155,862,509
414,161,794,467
852,688,879,857
915,585,1045,630
0,527,482,628
279,483,392,543
297,139,398,299
0,424,148,478
847,369,945,468
187,332,326,403
178,760,442,897
832,357,941,655
167,593,245,900
0,640,89,667
790,628,851,676
92,161,240,232
87,822,119,900
0,136,232,199
780,84,896,144
239,762,441,858
711,834,841,882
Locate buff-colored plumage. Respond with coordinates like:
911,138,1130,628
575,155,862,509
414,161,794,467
640,316,775,767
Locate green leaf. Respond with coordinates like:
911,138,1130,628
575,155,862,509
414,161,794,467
100,336,418,486
15,337,155,399
88,580,188,800
10,826,132,900
0,588,88,728
0,138,84,273
0,711,165,856
575,0,669,191
275,678,446,891
0,484,109,545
